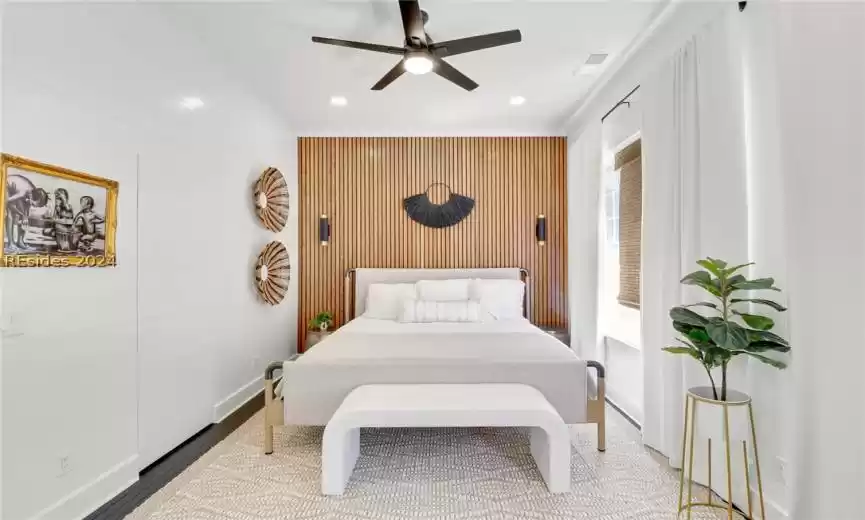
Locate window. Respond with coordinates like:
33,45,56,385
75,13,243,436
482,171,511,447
615,139,641,309
599,135,642,349
604,172,620,248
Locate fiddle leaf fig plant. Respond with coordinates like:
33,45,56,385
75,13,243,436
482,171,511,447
663,258,790,401
309,311,334,332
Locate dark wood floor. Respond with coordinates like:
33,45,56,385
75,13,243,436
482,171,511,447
84,392,264,520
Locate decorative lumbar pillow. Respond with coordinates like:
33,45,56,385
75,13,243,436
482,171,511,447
473,279,525,320
415,279,471,301
399,300,482,323
364,283,418,320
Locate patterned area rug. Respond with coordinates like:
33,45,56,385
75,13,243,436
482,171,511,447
128,406,732,519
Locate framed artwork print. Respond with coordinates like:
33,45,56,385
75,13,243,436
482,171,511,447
0,154,118,267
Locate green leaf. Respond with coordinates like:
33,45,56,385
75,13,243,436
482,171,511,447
664,344,708,366
747,329,790,347
681,270,712,285
662,346,695,355
697,259,724,277
737,351,788,369
727,274,747,286
732,278,781,291
723,262,755,276
705,318,749,349
706,346,733,366
732,311,775,331
745,340,791,353
683,302,719,310
670,307,709,326
705,257,728,269
682,276,723,298
730,298,787,312
685,327,712,346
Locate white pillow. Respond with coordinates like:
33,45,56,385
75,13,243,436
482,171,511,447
415,279,471,301
399,300,482,323
364,283,417,320
473,279,525,320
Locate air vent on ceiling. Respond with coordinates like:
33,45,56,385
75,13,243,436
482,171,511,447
585,53,608,65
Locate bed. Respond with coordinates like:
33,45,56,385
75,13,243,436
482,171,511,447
263,267,606,453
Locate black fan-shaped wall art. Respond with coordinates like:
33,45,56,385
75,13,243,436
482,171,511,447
403,183,475,228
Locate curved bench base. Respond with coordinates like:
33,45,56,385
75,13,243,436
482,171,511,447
321,384,571,495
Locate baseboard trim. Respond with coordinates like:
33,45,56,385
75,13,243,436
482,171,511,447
29,455,138,520
605,396,642,431
752,488,789,519
212,375,264,423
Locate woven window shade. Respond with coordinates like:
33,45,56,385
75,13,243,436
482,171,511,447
615,139,642,309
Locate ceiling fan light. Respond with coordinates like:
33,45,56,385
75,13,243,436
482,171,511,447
404,53,433,75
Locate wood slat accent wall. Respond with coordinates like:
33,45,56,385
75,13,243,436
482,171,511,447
298,137,567,350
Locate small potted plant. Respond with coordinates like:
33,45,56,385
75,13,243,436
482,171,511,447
665,257,790,518
309,311,334,333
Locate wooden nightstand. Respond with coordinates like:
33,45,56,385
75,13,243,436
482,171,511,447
305,330,333,351
539,326,570,346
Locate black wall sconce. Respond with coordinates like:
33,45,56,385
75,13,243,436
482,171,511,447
536,214,547,246
319,214,330,246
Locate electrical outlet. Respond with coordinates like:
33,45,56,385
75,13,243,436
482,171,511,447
58,456,71,477
778,456,790,487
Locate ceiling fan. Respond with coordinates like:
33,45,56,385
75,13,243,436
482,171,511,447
311,0,522,91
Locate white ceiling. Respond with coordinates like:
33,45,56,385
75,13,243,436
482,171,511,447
160,1,664,135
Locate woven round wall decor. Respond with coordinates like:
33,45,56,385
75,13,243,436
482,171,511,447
253,167,289,232
255,241,290,305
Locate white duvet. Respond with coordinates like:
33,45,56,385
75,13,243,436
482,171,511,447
281,318,590,424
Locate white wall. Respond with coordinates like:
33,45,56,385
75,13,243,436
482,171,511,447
0,2,5,515
736,2,793,513
564,1,725,139
603,338,643,424
1,4,297,520
563,1,792,516
765,3,865,518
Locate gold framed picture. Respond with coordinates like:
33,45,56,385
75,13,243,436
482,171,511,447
0,154,118,267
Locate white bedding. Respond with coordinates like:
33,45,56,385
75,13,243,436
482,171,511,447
281,318,590,424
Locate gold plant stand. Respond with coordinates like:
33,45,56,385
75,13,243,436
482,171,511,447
678,387,766,519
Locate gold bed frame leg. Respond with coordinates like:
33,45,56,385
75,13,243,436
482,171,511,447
264,377,274,455
597,377,606,452
263,361,285,455
587,361,606,452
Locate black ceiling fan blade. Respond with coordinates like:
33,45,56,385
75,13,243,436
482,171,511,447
399,0,427,47
430,29,522,57
433,58,478,91
311,36,404,55
372,61,407,90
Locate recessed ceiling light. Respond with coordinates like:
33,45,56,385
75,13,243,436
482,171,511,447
510,96,526,106
180,97,204,110
330,95,348,107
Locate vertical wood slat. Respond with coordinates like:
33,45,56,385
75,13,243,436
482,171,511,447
297,137,567,351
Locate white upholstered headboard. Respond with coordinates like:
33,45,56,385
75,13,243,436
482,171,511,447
344,268,529,319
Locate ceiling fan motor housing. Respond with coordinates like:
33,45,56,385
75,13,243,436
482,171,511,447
311,0,521,91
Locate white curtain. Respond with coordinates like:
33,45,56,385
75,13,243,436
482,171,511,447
567,121,603,362
640,11,748,467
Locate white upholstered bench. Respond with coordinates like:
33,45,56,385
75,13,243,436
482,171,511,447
321,383,571,495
